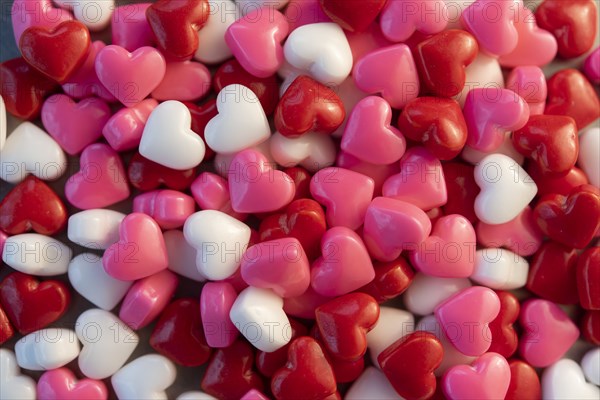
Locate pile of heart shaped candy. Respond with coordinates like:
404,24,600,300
1,0,600,399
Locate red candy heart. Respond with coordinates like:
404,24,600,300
0,175,67,235
0,305,14,345
128,151,196,192
441,162,480,224
185,99,218,160
576,247,600,310
505,360,541,400
19,20,91,83
0,272,70,335
488,291,520,358
275,75,345,138
533,184,600,249
310,325,366,383
413,30,478,97
256,318,308,378
319,0,387,32
146,0,210,60
536,0,598,59
357,257,415,303
284,167,312,201
150,298,211,367
581,310,600,345
398,97,468,160
378,331,443,400
527,163,589,197
315,292,379,361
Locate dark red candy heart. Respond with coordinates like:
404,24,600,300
0,272,70,335
0,305,14,345
319,0,387,32
0,57,59,120
527,241,580,305
488,291,520,358
413,30,478,97
255,318,308,377
357,257,415,303
527,163,589,197
581,310,600,345
378,331,443,400
533,184,600,249
0,175,68,235
310,325,365,383
576,246,600,310
271,336,338,400
441,161,480,224
146,0,210,60
535,0,598,58
512,115,579,175
283,167,312,201
128,151,196,191
398,97,468,160
149,298,211,367
545,69,600,130
315,292,379,361
275,75,345,137
505,360,541,400
184,99,218,160
213,58,279,115
201,339,264,400
19,20,91,83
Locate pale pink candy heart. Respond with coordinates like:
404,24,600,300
519,299,579,368
65,143,130,209
41,94,111,155
310,167,374,230
345,21,393,62
190,172,247,221
409,214,476,278
336,151,400,197
111,3,155,52
119,269,179,330
11,0,72,44
379,0,448,42
102,99,158,151
228,149,295,213
434,286,500,356
505,66,547,115
443,352,511,399
37,368,108,400
463,88,530,152
498,6,557,67
284,0,329,32
340,97,406,165
362,197,432,262
95,45,166,107
151,61,211,102
225,7,289,78
382,147,447,211
133,190,196,230
311,226,375,297
200,281,239,348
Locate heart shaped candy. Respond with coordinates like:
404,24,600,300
380,0,447,42
505,66,547,115
67,209,125,250
366,307,414,367
151,61,211,101
11,0,73,44
201,282,239,348
505,359,540,400
2,234,72,276
461,0,520,56
0,349,37,400
541,359,600,400
577,247,600,310
488,291,520,359
133,190,196,230
443,352,511,400
194,0,239,64
471,248,529,290
103,100,158,152
111,3,154,51
15,328,80,371
270,131,337,172
358,257,415,304
164,230,207,282
112,354,176,399
37,368,108,400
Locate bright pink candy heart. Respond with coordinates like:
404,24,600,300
353,45,419,109
379,0,448,42
461,0,520,56
382,147,447,210
285,0,330,31
133,189,196,230
443,352,511,400
519,299,579,367
119,269,179,330
37,368,108,400
310,167,375,230
229,149,296,213
41,94,111,155
477,206,543,257
311,226,375,297
435,286,500,356
336,151,400,197
225,8,289,78
362,196,432,262
241,238,310,298
191,172,246,220
498,6,557,67
65,143,130,209
151,61,211,101
102,98,158,151
201,282,239,348
463,88,530,152
103,213,168,281
410,214,476,278
95,45,166,107
11,0,72,43
340,96,406,165
111,3,155,52
506,66,547,116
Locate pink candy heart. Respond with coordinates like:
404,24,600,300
506,66,547,116
284,0,330,32
151,61,211,102
379,0,448,42
443,352,511,400
102,99,158,151
200,282,239,348
191,172,246,220
11,0,72,43
111,3,155,52
37,368,108,400
336,151,400,197
461,0,520,56
133,190,196,230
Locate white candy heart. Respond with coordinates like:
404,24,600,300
15,328,80,371
542,359,600,400
474,153,537,225
68,209,126,250
345,367,402,400
2,233,72,276
403,272,472,316
461,132,525,166
582,347,600,386
578,125,599,188
76,308,139,379
0,96,6,151
470,248,529,290
284,22,353,86
112,354,176,400
213,138,274,177
68,253,132,310
229,286,291,352
195,0,240,64
0,122,67,184
177,391,218,400
366,307,414,368
54,0,114,31
270,131,336,172
164,230,207,282
454,52,504,107
205,84,270,154
140,100,206,170
0,349,36,400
